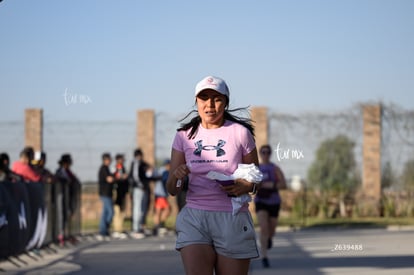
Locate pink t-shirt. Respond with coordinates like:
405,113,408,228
12,161,41,182
172,120,256,212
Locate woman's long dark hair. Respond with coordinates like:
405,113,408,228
177,103,255,140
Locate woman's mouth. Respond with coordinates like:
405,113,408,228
205,111,216,116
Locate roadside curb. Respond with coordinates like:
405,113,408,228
386,225,414,231
281,224,414,232
0,235,101,274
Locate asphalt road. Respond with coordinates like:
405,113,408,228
2,227,414,275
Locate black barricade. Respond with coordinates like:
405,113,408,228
43,182,55,245
69,181,81,236
0,181,32,257
0,183,11,259
25,182,47,250
55,181,66,241
0,180,81,259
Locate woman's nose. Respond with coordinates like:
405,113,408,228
207,97,215,107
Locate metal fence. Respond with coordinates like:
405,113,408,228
268,103,414,189
1,103,413,188
268,105,363,182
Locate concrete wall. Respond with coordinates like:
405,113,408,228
251,106,268,151
25,108,43,151
360,104,382,216
137,109,155,166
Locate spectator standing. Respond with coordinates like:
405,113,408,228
128,148,154,239
255,144,287,268
12,147,41,182
0,152,22,182
55,154,81,246
98,153,114,239
153,159,171,236
33,151,55,184
112,154,129,239
0,156,6,182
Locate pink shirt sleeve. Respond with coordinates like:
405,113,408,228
239,125,256,156
172,130,185,152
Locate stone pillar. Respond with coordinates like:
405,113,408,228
137,109,156,223
25,108,43,152
250,107,268,216
137,109,155,167
251,106,268,150
361,104,382,216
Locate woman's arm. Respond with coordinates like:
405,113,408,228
166,148,190,196
221,148,259,196
242,147,259,166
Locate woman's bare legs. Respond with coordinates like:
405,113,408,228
180,244,216,275
181,244,251,275
216,254,250,275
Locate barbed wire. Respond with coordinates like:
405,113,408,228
0,104,412,182
267,103,413,181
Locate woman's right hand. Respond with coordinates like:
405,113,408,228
173,164,190,180
167,149,190,196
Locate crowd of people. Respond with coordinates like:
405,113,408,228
97,148,180,240
0,147,81,247
0,147,79,186
0,146,185,242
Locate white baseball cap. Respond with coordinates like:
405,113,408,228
195,76,230,98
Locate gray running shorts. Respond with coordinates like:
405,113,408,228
175,207,259,259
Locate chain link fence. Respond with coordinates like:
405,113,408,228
1,104,413,221
1,104,413,186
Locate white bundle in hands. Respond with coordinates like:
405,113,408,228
232,163,263,183
207,163,263,215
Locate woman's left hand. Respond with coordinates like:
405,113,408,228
220,178,253,197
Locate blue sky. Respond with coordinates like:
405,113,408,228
0,0,413,122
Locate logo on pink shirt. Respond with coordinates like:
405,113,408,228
193,139,226,157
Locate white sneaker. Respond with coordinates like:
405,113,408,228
130,232,145,239
158,227,168,235
112,232,128,240
96,235,104,241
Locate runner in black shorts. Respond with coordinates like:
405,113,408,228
255,144,286,268
255,202,281,218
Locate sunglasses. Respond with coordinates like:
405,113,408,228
260,150,271,155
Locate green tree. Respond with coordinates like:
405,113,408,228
307,135,359,218
308,135,358,193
